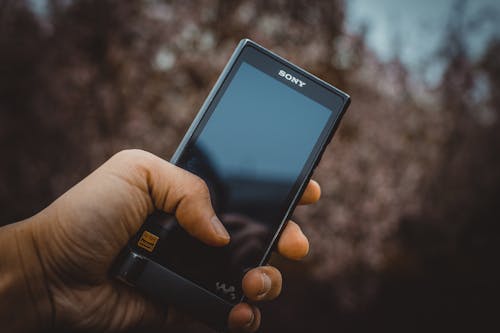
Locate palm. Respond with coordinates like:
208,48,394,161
39,167,159,331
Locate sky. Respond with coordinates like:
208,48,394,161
29,0,499,85
346,0,500,84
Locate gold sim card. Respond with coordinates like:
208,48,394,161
137,230,159,252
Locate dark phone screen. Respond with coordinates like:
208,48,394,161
153,61,333,303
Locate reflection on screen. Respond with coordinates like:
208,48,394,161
154,62,331,303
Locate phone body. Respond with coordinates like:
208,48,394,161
112,39,350,331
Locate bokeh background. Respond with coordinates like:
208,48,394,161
1,0,500,332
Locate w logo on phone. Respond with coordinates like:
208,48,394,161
215,282,237,300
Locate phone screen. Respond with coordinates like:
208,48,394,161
153,60,337,302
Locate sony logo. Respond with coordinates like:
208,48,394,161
278,69,306,87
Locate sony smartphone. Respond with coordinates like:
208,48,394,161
112,39,350,331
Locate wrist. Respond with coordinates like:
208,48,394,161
0,214,54,332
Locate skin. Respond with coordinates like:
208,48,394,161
0,149,321,333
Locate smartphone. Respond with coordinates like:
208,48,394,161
112,39,350,330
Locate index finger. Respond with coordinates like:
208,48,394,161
298,179,321,205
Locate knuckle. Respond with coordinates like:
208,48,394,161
113,149,150,164
112,149,156,169
109,149,159,183
187,174,210,196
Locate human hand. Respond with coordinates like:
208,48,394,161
0,149,320,333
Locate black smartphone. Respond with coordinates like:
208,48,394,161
112,39,350,331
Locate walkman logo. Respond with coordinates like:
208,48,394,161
278,69,306,87
215,282,237,301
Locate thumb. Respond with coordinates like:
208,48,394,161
110,149,230,247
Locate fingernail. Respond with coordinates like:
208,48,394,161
245,310,255,328
211,216,230,241
258,272,272,297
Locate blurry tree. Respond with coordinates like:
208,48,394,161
0,0,499,332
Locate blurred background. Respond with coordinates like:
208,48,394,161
1,0,499,332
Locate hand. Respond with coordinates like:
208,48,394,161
0,149,321,332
